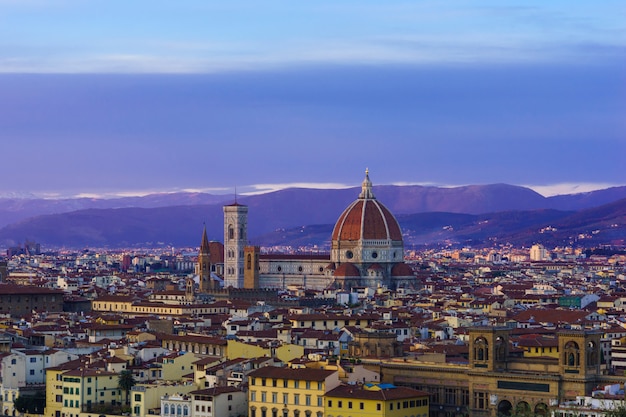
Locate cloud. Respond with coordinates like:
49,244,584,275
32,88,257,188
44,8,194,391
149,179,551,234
2,32,623,74
242,182,354,195
525,183,621,197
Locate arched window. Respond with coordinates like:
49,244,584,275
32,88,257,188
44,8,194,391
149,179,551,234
247,254,252,269
163,405,169,415
474,337,489,363
564,341,580,367
228,225,234,240
183,406,188,416
495,336,506,361
177,405,182,415
587,341,598,366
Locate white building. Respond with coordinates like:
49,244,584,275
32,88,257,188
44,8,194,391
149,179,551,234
189,386,247,417
530,244,550,261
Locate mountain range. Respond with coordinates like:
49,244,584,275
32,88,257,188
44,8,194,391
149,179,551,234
0,183,624,249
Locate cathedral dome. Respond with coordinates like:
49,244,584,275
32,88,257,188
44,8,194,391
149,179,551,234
391,262,414,277
334,262,361,277
331,171,403,242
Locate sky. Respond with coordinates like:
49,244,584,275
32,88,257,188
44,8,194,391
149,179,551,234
0,1,624,198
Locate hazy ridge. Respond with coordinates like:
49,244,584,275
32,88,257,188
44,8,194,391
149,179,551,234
0,184,624,249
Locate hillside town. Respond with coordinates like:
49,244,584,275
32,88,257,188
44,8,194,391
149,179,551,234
0,173,625,417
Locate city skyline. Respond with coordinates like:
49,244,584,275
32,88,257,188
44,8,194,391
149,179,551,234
0,1,624,198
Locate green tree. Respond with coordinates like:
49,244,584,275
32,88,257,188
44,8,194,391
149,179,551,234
118,370,136,406
13,396,30,413
605,403,626,417
13,392,45,414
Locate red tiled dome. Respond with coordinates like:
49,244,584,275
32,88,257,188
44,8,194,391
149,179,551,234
334,263,361,277
331,172,403,242
391,262,414,277
368,263,383,271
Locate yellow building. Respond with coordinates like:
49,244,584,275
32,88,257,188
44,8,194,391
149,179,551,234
516,335,560,359
60,368,121,417
160,334,227,357
368,327,613,417
45,360,120,417
161,352,198,382
45,361,78,417
325,383,429,417
247,367,340,417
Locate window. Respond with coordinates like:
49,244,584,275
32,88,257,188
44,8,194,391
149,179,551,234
30,369,35,375
360,402,364,410
305,381,311,389
338,401,342,408
134,394,141,401
377,403,381,411
305,395,311,406
328,400,332,407
261,392,267,402
474,392,487,409
251,391,256,401
294,381,299,389
294,394,299,405
283,380,288,388
30,357,37,363
348,401,352,409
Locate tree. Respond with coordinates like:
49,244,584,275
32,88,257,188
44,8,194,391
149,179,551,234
605,404,626,417
13,392,45,414
13,396,30,414
118,370,136,406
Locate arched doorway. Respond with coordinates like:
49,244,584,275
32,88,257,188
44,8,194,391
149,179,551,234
515,401,531,416
535,402,549,416
497,400,512,416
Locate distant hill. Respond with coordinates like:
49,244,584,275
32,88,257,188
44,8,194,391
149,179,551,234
0,184,624,249
0,193,235,229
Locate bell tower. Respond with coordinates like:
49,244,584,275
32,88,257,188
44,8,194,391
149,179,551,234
223,202,248,288
197,225,212,292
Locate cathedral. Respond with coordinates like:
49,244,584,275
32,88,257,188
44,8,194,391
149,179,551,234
198,170,416,292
